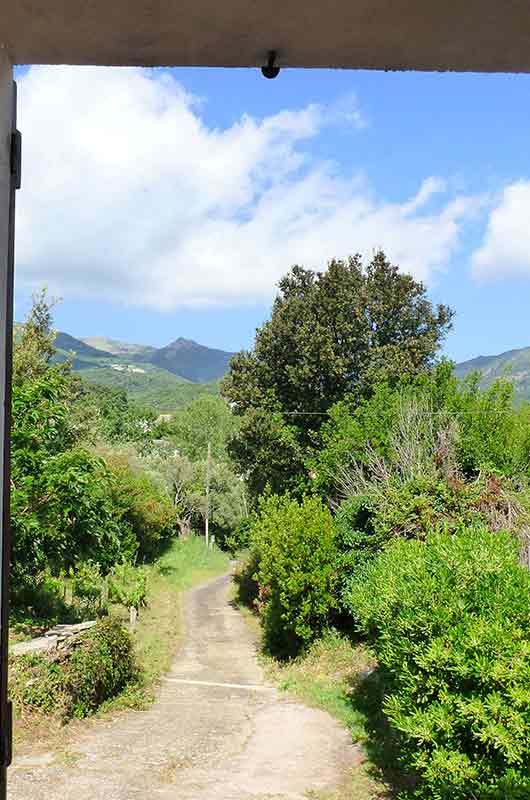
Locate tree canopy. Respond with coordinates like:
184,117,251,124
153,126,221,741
222,251,454,497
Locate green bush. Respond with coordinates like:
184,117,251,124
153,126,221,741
10,569,73,632
10,617,136,721
108,460,178,561
109,562,148,612
222,516,253,555
348,527,530,800
70,560,104,617
67,617,136,717
251,494,337,657
335,473,529,605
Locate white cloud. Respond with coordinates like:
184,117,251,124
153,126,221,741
471,181,530,281
15,66,475,309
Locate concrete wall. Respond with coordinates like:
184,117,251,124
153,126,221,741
0,49,13,609
3,0,530,72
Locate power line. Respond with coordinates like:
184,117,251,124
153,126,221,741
278,409,521,417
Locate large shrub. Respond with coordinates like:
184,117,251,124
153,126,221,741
67,618,136,717
331,379,530,603
252,494,337,657
10,617,136,721
11,442,128,582
349,528,530,800
314,364,530,506
108,458,178,561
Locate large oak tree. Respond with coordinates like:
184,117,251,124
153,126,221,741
222,251,454,497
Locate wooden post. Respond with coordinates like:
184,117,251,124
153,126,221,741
101,576,109,610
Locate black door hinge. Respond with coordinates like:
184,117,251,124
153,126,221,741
10,131,21,191
0,702,12,768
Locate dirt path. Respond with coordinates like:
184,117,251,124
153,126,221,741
9,573,357,799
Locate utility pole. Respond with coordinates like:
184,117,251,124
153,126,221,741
205,441,211,548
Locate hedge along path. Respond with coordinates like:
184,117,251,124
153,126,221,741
9,572,358,800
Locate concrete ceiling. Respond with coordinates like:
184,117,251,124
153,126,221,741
2,0,530,72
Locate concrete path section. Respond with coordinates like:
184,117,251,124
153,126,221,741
9,573,357,799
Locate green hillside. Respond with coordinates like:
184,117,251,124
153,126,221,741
54,332,113,358
81,336,156,357
79,364,220,412
455,345,530,401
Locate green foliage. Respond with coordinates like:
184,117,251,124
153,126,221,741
349,528,530,800
10,571,74,635
142,442,246,545
222,515,253,555
331,374,530,602
228,408,308,498
312,362,530,505
67,618,136,717
11,441,126,582
13,289,58,387
453,374,530,477
75,382,157,444
223,252,453,499
109,562,148,611
10,294,184,599
70,560,104,617
251,494,337,657
10,618,136,721
224,253,453,417
162,395,236,461
107,455,178,561
310,383,399,499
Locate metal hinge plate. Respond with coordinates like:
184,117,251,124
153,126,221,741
0,701,12,767
10,131,21,191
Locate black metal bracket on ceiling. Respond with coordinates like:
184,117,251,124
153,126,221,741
261,51,280,79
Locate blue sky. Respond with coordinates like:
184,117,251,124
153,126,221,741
13,65,530,362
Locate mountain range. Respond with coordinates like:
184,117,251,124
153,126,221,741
53,332,234,411
53,328,530,411
454,345,530,401
54,332,233,383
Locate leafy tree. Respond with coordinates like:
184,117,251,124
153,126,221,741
73,382,156,444
205,460,247,546
223,252,453,498
223,252,453,418
10,293,178,590
162,395,236,462
13,288,58,387
143,443,246,543
227,408,307,497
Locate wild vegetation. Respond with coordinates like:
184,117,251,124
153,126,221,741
229,251,530,799
11,246,530,797
9,291,237,727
